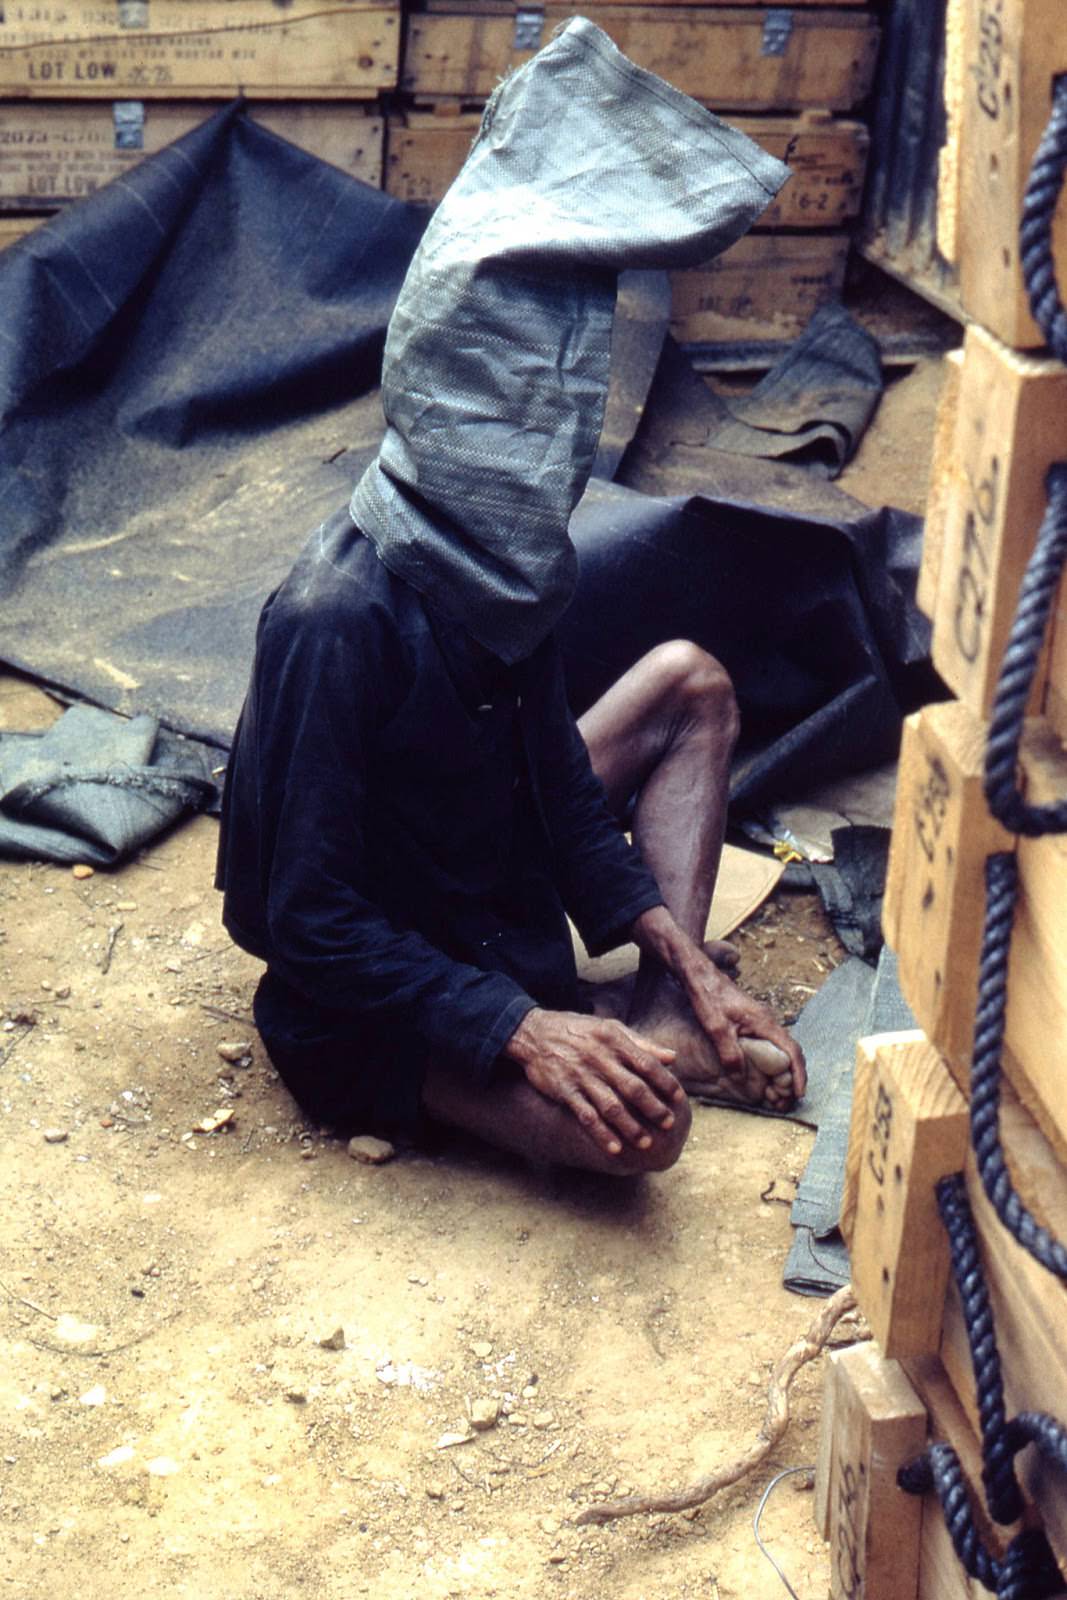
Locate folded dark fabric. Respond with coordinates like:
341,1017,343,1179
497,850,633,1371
0,706,216,866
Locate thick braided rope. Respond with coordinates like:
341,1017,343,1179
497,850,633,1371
936,1175,1023,1524
898,1187,1066,1597
983,464,1067,836
1020,74,1067,363
969,855,1067,1280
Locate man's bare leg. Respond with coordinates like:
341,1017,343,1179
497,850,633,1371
421,1059,691,1175
578,640,796,1109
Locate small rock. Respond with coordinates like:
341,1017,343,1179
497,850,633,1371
79,1384,107,1407
283,1387,307,1405
470,1340,493,1359
115,902,137,912
250,1277,266,1293
522,1384,538,1399
72,864,94,880
469,1398,500,1431
216,1040,253,1064
318,1327,346,1351
425,1482,445,1500
42,1128,69,1145
9,1009,36,1027
540,1516,561,1535
531,1410,555,1429
55,985,71,1000
347,1135,395,1165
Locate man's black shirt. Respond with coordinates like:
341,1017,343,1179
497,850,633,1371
216,508,663,1113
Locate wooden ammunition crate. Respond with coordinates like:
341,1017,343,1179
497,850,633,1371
0,101,384,208
0,2,400,100
402,7,880,111
384,108,869,224
668,231,850,340
955,0,1067,348
419,0,865,7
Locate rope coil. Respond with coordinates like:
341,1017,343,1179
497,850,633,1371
897,1178,1066,1599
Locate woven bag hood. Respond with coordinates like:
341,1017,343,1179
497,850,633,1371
351,17,790,661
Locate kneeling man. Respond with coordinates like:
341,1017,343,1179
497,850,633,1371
216,19,806,1174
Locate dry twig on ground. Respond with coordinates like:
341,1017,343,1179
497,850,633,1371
574,1283,858,1526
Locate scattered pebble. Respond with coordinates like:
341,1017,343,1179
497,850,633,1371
470,1398,500,1431
42,1128,69,1145
347,1135,395,1165
79,1385,107,1407
283,1387,307,1405
318,1327,346,1351
72,864,94,880
470,1340,493,1359
193,1108,235,1134
97,1445,134,1469
55,985,71,1000
540,1517,561,1535
532,1410,555,1429
425,1482,445,1500
216,1040,253,1064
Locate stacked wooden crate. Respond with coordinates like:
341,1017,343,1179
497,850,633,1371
0,0,401,245
818,5,1067,1597
384,0,880,344
0,3,879,342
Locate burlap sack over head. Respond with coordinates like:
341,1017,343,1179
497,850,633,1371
351,17,790,661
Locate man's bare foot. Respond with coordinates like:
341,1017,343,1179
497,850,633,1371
637,1003,797,1112
579,939,740,1021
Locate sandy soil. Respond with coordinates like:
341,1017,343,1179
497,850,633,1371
0,354,944,1600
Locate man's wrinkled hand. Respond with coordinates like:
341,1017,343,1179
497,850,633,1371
680,956,807,1102
503,1008,684,1158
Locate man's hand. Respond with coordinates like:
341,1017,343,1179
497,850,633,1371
631,905,807,1103
678,956,807,1102
502,1008,684,1158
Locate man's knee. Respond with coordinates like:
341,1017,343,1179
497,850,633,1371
646,640,739,744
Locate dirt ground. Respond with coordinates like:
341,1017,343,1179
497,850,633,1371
0,355,944,1600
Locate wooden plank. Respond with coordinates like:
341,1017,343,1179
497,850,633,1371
937,1082,1067,1574
848,1037,968,1358
0,213,42,250
936,0,965,267
841,1031,926,1250
0,101,384,208
826,1342,927,1600
668,231,850,339
956,0,1067,348
930,325,1067,723
814,1342,838,1542
402,9,881,112
916,347,964,623
384,107,870,222
882,701,1014,1084
0,3,400,100
885,698,1067,1160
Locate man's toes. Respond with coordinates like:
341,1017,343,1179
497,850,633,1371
704,939,740,972
739,1037,791,1077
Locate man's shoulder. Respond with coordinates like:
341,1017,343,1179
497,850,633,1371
258,506,429,668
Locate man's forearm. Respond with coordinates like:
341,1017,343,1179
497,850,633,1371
630,904,710,986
